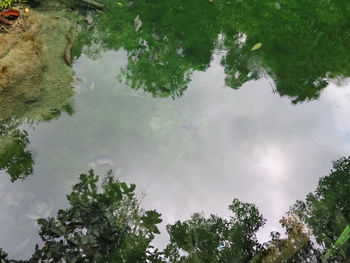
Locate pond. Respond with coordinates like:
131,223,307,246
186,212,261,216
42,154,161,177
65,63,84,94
0,0,350,261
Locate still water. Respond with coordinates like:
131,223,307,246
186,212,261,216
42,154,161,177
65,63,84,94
1,0,350,260
1,48,350,258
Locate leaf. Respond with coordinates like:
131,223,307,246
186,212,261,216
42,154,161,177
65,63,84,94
134,14,142,32
121,182,129,192
90,81,95,91
334,225,350,246
117,2,123,6
251,43,262,51
129,184,136,192
120,182,136,193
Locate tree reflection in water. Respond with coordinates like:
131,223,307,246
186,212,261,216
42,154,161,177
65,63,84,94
71,0,350,103
0,128,35,183
1,157,349,262
0,103,74,182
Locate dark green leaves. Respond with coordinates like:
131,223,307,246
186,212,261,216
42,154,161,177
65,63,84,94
73,0,350,103
24,170,163,262
0,129,35,182
165,200,265,263
141,210,162,235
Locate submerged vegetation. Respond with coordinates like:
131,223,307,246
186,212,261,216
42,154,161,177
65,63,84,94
0,157,349,262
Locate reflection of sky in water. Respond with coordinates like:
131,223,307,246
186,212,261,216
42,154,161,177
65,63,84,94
1,50,350,259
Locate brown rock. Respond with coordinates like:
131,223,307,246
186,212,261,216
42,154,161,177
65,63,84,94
0,6,76,121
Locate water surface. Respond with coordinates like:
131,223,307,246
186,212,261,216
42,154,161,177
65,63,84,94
1,49,350,258
1,0,350,259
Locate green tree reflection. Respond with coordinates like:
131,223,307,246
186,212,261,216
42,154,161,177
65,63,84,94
0,129,34,182
0,103,74,182
292,156,350,262
1,170,164,262
74,0,350,102
164,199,265,263
1,157,349,262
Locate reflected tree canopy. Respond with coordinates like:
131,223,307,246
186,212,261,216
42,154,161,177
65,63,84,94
292,156,350,262
164,199,265,262
1,170,164,263
73,0,350,102
0,129,34,182
0,103,74,182
1,157,349,262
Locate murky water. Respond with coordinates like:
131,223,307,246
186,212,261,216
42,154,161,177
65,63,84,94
1,0,350,260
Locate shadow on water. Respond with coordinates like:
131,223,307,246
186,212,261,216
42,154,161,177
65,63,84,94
0,157,349,262
71,0,350,103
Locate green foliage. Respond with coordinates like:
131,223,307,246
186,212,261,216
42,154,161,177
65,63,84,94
164,198,266,262
8,169,164,262
292,156,350,262
72,0,350,102
0,103,73,182
1,156,349,262
0,129,34,182
0,0,21,10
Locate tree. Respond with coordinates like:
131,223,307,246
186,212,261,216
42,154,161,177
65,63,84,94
164,198,266,263
292,157,350,262
0,170,163,262
0,129,34,182
0,103,73,182
71,0,350,103
1,157,349,262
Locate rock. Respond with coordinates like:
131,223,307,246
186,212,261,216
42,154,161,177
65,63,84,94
0,5,76,122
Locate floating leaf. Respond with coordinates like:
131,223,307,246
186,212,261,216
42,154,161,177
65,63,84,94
90,81,95,91
274,2,281,9
251,43,262,51
134,14,142,32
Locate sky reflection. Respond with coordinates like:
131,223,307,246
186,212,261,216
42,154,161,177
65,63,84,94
0,50,349,259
